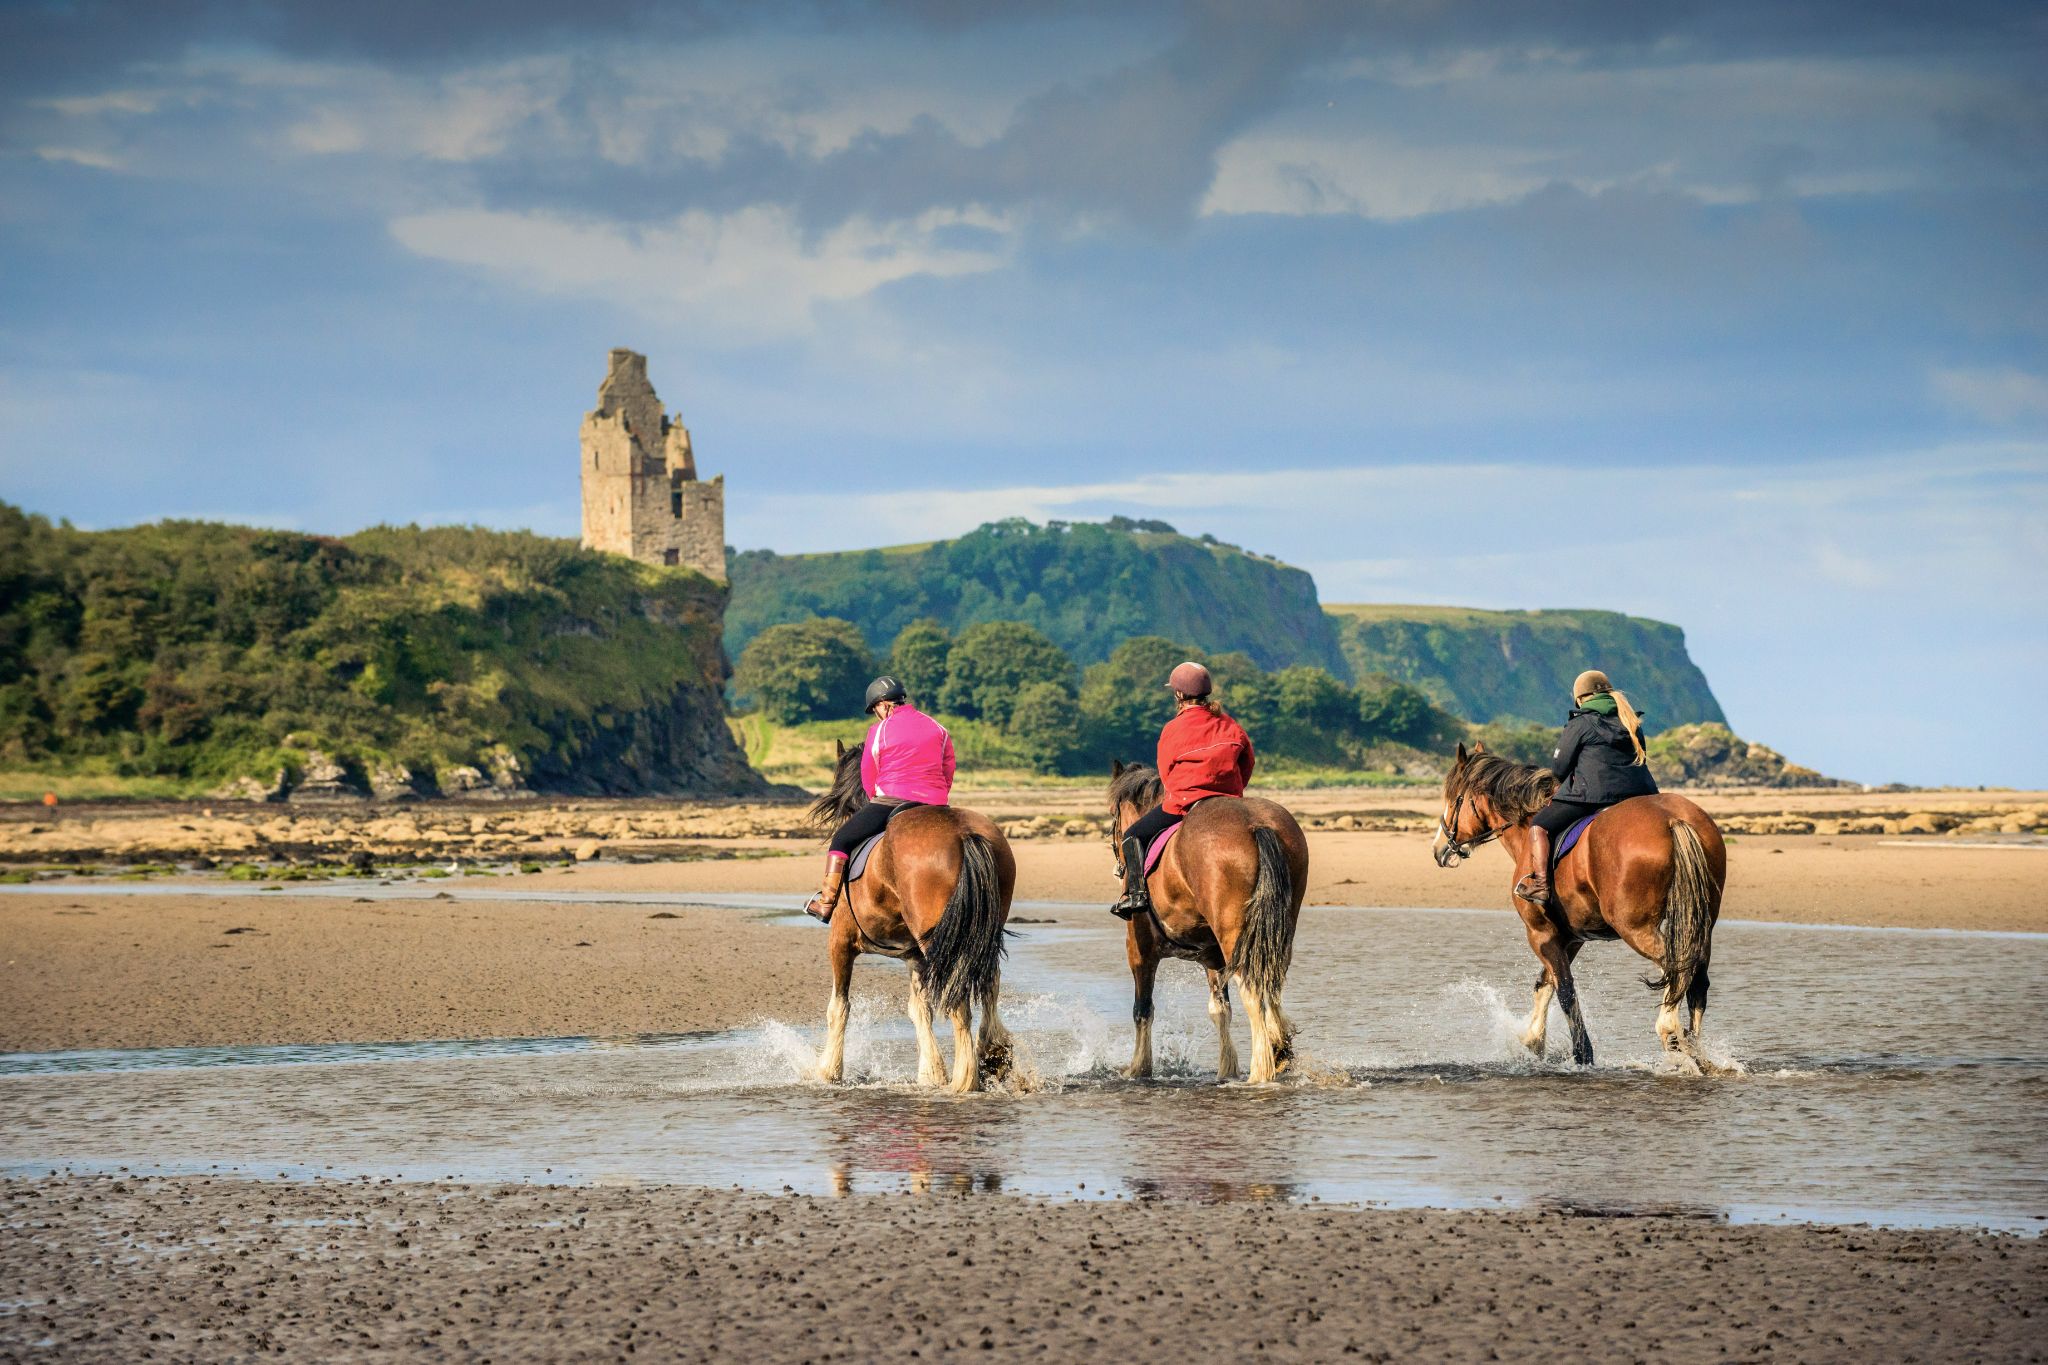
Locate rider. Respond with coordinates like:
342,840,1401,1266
1516,668,1657,905
804,675,956,922
1110,661,1256,920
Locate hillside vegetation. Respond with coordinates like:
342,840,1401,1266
730,615,1461,781
0,504,761,799
727,517,1350,675
1328,603,1725,730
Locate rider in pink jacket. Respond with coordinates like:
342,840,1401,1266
806,675,956,921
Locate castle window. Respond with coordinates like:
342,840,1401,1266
671,490,683,517
663,548,679,566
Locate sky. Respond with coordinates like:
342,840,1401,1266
0,0,2043,786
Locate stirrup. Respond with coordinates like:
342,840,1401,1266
1512,873,1550,905
1109,893,1144,921
805,893,836,923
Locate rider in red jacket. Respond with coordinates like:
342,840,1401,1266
1111,661,1255,919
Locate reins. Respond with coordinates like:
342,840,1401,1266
1437,780,1513,861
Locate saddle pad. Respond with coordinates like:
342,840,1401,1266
1143,822,1183,877
1552,814,1597,870
847,832,885,883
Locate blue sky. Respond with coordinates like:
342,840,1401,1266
1,1,2043,786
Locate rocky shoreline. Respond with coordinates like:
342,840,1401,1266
2,787,2044,871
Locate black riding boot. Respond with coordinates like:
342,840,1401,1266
1514,826,1552,905
1110,835,1150,920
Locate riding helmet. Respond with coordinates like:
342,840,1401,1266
863,675,908,712
1165,661,1212,697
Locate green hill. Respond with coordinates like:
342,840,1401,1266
727,517,1349,673
1327,603,1725,731
0,504,763,799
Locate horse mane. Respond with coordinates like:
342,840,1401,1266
1452,750,1557,821
807,742,869,829
1109,761,1164,815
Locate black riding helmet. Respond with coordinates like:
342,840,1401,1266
863,675,907,713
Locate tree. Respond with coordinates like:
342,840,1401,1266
887,619,952,708
731,618,874,725
1271,666,1353,733
1356,680,1451,747
938,621,1074,728
1076,635,1189,768
1007,680,1080,774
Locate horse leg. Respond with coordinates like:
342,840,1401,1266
975,968,1014,1081
1239,979,1277,1084
1520,968,1556,1055
945,1000,981,1094
1206,968,1239,1081
815,919,856,1083
907,962,946,1088
1524,919,1593,1065
1125,932,1158,1079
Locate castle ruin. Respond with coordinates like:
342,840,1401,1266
579,349,725,580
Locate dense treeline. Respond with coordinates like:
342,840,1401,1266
727,517,1351,676
0,504,753,794
731,615,1463,775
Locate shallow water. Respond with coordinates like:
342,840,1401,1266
2,905,2042,1231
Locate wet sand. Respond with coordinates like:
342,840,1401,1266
1,1177,2039,1362
555,829,2048,933
0,894,825,1052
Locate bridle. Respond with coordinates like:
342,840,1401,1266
1436,779,1512,864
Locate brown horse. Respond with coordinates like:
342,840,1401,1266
1107,763,1310,1084
1431,742,1729,1073
809,742,1017,1094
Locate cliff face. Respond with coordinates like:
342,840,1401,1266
1328,604,1726,732
727,518,1349,673
0,505,765,798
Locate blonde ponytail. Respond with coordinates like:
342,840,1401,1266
1609,689,1648,764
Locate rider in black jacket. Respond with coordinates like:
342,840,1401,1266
1516,669,1658,904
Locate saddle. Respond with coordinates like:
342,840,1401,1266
1142,822,1183,877
845,803,914,884
1551,814,1597,871
846,831,884,883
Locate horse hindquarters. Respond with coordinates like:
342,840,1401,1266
1654,818,1718,1068
1232,826,1298,1083
921,832,1009,1092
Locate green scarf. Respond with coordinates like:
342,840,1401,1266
1577,692,1618,716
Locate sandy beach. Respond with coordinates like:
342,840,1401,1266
2,1177,2040,1362
3,791,2043,1363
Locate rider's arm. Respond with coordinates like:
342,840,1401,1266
859,722,879,796
1237,724,1255,784
1549,717,1587,781
941,727,956,789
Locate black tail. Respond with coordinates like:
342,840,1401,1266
1229,827,1296,1005
1655,819,1716,1006
922,833,1007,1015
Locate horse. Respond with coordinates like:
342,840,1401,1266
1430,742,1729,1073
807,741,1017,1094
1107,762,1310,1084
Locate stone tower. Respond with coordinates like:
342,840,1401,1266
579,349,726,580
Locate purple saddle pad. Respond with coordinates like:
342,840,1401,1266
847,832,884,882
1552,814,1597,869
1143,822,1183,876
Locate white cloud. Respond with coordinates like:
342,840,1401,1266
1931,367,2048,425
1202,131,1556,220
390,203,1010,341
32,146,125,171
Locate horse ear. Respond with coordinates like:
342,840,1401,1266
1455,741,1468,764
1111,759,1125,778
1472,741,1486,754
835,740,847,759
